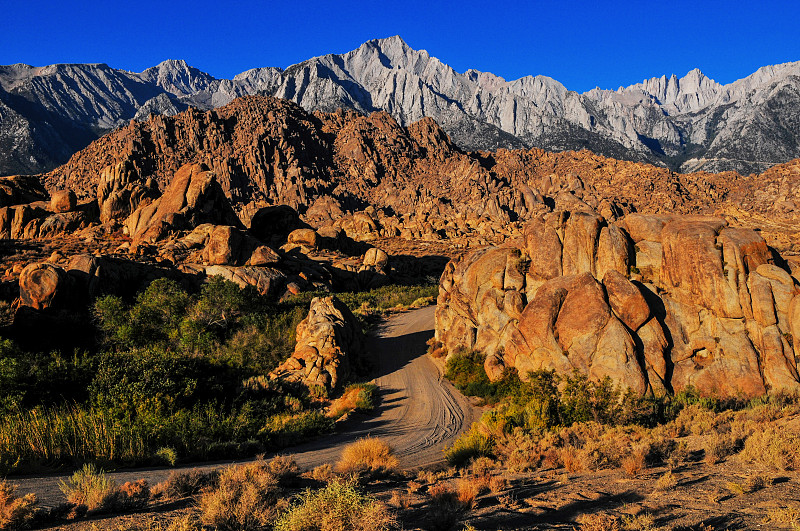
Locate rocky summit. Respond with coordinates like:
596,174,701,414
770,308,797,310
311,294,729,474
2,37,800,176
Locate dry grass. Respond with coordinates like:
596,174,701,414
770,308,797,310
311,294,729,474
336,437,399,476
621,447,647,477
740,425,800,470
59,463,119,512
654,470,678,491
455,476,489,509
703,432,737,465
153,469,219,499
577,512,621,531
267,455,300,480
488,475,508,493
327,384,377,420
273,479,396,531
0,480,38,530
560,446,586,473
199,460,281,530
389,490,412,509
310,464,335,483
766,504,800,528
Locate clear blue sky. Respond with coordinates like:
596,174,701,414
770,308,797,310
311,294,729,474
2,0,798,93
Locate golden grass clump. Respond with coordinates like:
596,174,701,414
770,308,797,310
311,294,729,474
0,480,38,530
59,463,119,512
703,432,737,465
621,447,647,478
310,463,335,483
560,446,586,473
577,512,621,531
273,479,396,531
153,469,219,500
336,437,399,476
199,460,281,530
740,425,800,470
654,470,678,491
455,476,490,509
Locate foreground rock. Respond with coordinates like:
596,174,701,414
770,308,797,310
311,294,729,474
270,296,364,391
436,211,800,398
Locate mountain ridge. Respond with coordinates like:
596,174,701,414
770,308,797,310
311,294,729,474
1,36,799,176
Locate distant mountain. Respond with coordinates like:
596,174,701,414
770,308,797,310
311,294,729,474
1,36,799,176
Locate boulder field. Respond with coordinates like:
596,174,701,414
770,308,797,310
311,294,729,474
435,211,800,398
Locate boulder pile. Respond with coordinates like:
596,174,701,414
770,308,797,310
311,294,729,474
435,211,800,398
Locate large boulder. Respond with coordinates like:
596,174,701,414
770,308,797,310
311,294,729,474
125,163,242,243
270,296,364,391
436,210,800,398
17,263,71,310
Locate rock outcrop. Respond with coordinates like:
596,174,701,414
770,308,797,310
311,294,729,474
40,95,800,254
436,211,800,398
270,296,364,390
124,163,242,244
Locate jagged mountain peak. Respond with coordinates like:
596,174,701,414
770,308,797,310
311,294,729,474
1,37,799,177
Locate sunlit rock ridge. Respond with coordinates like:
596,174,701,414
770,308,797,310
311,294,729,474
1,36,799,175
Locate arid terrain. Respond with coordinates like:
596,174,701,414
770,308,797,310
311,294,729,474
0,91,799,531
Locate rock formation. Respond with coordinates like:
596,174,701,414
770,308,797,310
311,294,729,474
270,296,365,390
435,211,800,398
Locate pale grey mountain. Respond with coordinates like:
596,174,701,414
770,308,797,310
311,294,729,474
0,36,798,176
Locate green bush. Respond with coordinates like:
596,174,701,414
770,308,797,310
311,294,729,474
445,425,494,467
274,479,396,531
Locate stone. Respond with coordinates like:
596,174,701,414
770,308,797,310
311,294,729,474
269,296,364,391
50,190,77,213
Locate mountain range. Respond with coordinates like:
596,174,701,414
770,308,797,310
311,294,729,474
1,36,799,176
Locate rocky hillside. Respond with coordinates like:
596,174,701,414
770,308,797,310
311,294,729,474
435,212,800,398
40,95,800,254
1,37,799,175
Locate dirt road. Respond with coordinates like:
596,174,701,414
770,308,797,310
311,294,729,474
10,305,480,507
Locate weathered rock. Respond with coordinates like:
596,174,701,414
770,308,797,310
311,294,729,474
125,163,242,243
17,263,69,310
270,296,364,390
437,212,800,397
50,190,77,213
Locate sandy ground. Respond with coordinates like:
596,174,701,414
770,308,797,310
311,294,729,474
10,305,481,508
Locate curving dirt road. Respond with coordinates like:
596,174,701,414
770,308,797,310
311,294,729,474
10,305,480,507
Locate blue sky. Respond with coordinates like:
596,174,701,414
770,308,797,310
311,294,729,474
2,0,799,93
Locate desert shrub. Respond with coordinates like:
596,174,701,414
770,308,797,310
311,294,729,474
267,455,300,482
328,384,378,419
156,447,178,466
741,425,800,470
155,469,219,499
455,476,489,509
560,446,586,473
445,426,493,468
655,470,678,491
274,479,396,531
621,447,647,477
118,479,150,510
577,513,621,531
59,463,119,512
336,437,399,476
703,432,738,464
310,464,334,483
0,480,38,530
389,490,412,510
199,460,281,530
261,411,334,447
